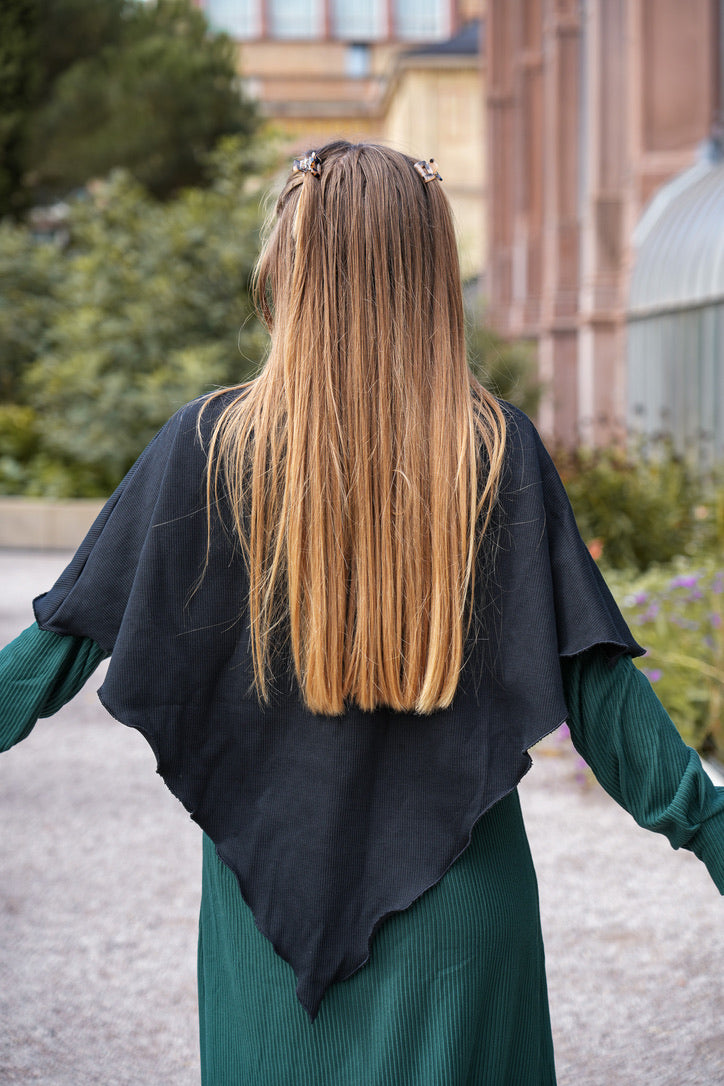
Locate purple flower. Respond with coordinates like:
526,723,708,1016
643,668,663,683
711,612,722,629
670,574,700,589
634,592,649,605
574,755,589,786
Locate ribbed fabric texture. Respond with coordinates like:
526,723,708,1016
1,624,723,1085
198,792,555,1086
562,651,724,893
0,623,107,750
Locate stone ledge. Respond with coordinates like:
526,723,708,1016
0,497,104,550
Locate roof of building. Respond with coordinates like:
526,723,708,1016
404,19,480,58
629,139,724,317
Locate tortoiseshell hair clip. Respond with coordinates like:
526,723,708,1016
414,158,443,183
292,150,322,178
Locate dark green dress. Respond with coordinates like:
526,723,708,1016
1,623,723,1085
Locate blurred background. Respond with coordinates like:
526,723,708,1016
0,0,722,762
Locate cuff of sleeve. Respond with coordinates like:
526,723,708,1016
690,809,724,894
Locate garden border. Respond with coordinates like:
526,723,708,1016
0,498,104,550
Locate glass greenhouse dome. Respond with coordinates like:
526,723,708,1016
628,140,724,466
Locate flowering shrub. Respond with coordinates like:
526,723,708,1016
607,562,723,759
555,442,701,572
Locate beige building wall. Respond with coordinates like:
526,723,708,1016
228,3,489,278
236,34,488,280
384,58,486,280
237,39,402,146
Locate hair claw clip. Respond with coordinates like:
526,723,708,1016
414,158,443,183
292,150,322,178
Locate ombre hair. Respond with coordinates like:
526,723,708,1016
202,140,506,715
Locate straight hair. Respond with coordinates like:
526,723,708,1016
202,141,506,715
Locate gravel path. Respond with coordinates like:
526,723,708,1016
1,550,722,1085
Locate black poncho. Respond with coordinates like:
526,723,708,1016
34,394,642,1019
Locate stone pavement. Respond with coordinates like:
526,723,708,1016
1,550,722,1086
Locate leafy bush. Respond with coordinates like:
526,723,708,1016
0,221,63,403
0,404,41,494
697,474,724,558
556,441,702,572
0,137,272,496
608,562,723,759
466,324,543,418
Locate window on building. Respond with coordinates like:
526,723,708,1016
395,0,450,40
345,42,371,77
205,0,260,39
332,0,385,40
268,0,323,38
203,0,452,43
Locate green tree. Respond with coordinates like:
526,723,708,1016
0,0,257,216
0,137,271,496
0,0,41,217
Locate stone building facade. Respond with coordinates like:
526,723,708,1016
486,0,718,445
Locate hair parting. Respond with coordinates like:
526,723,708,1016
200,140,506,716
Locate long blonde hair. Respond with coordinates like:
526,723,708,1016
202,141,506,715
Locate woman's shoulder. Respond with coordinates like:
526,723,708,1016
172,386,249,428
478,397,545,474
497,399,539,442
479,397,563,503
158,386,254,451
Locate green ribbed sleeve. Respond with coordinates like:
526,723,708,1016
562,650,724,894
0,622,108,751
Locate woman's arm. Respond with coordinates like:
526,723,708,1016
561,649,724,894
0,622,108,751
